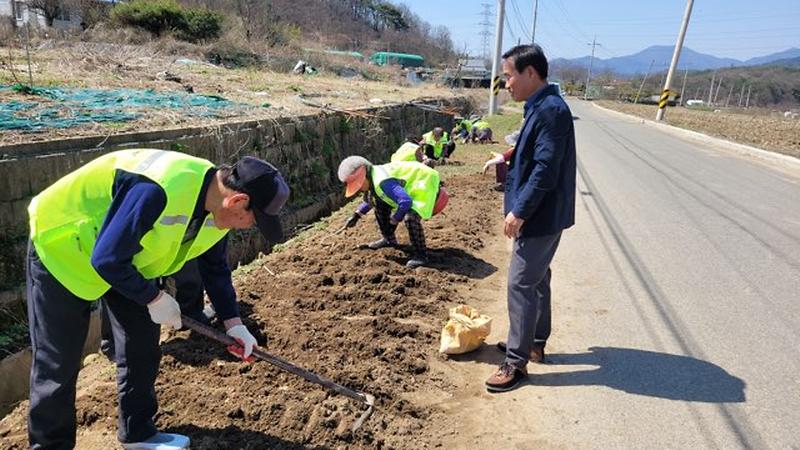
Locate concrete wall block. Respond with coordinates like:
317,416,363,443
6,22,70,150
0,202,16,236
27,154,69,199
277,121,296,146
9,198,31,237
0,159,29,202
0,238,27,290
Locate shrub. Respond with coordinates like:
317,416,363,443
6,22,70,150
111,0,222,42
174,9,223,42
111,0,184,37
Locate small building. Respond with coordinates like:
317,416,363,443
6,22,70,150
369,52,424,68
0,0,84,29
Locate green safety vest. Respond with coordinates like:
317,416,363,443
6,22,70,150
456,119,474,133
371,162,440,220
423,131,449,158
472,120,490,130
28,149,230,301
390,142,421,163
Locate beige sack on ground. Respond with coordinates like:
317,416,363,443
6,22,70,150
439,304,492,354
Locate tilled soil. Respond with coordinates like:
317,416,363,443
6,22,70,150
0,173,503,449
596,100,800,158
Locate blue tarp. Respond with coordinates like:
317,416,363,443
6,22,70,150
0,84,247,131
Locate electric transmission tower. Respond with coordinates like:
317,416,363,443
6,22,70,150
479,3,493,61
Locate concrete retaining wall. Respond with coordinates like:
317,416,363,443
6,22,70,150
0,97,467,412
0,97,467,301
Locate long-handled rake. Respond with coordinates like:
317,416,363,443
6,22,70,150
181,315,375,431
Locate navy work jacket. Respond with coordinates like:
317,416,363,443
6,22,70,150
504,83,576,237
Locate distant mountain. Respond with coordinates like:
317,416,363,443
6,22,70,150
551,46,800,75
758,56,800,68
745,48,800,66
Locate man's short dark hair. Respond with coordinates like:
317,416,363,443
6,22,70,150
502,44,548,80
218,165,245,192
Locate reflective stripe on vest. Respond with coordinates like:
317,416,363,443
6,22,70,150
371,161,440,219
390,142,421,163
28,149,229,300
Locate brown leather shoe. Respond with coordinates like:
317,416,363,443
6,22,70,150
496,341,546,363
485,362,528,393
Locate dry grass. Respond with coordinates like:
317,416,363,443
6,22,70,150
597,100,800,159
0,39,472,146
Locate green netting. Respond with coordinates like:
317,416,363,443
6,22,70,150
0,84,248,131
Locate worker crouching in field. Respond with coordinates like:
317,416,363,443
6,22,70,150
338,156,449,268
469,118,495,144
422,127,456,164
390,136,426,164
452,116,475,144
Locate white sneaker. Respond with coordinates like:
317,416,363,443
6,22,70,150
122,432,190,450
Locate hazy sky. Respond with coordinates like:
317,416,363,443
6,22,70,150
401,0,800,61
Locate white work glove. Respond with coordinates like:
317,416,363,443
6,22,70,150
226,324,258,362
147,291,182,330
482,152,506,174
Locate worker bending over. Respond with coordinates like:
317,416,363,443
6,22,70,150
338,156,448,268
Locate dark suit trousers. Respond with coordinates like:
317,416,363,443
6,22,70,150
505,232,561,368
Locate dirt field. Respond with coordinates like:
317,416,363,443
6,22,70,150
0,41,468,146
0,114,521,449
596,100,800,159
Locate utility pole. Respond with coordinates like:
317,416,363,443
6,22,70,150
713,76,724,104
707,70,716,105
679,68,689,106
738,83,745,107
479,3,493,62
584,36,598,101
745,85,752,108
488,0,505,115
725,84,734,107
634,60,655,104
532,0,538,43
656,0,694,120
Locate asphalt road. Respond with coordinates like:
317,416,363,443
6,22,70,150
544,99,800,448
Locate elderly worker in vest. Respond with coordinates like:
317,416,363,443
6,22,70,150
26,149,289,449
422,127,456,163
390,135,426,164
451,116,474,144
469,118,494,144
338,156,448,268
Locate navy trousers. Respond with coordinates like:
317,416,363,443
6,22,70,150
504,232,561,368
27,243,160,449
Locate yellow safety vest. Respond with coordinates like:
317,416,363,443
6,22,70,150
390,142,421,163
473,120,490,130
28,149,229,300
423,131,450,158
371,162,440,219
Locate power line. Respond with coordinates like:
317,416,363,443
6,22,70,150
583,11,800,25
552,0,593,42
508,0,530,43
505,14,520,43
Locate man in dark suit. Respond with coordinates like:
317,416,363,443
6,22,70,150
485,44,576,393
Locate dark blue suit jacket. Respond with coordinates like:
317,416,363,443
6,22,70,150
504,83,576,237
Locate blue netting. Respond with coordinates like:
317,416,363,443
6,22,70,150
0,84,248,131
